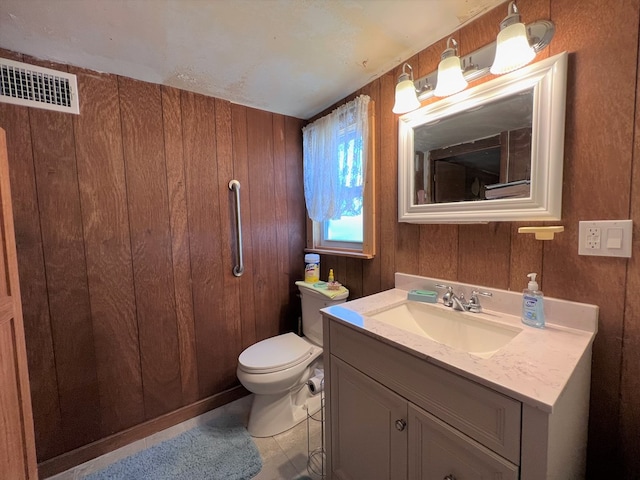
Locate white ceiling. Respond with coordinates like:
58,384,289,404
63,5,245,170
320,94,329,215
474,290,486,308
0,0,505,119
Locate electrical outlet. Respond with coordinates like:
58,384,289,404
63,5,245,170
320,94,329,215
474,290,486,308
586,227,600,249
579,220,633,257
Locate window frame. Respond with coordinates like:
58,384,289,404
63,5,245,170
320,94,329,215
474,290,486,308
306,100,376,259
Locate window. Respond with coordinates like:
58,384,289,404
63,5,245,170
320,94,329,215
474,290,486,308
302,95,376,259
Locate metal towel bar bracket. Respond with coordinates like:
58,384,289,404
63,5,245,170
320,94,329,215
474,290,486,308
228,179,244,277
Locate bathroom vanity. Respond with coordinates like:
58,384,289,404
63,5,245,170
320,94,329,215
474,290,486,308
321,273,597,480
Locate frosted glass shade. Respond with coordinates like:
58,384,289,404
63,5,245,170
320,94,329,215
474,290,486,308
434,55,468,97
490,22,536,75
392,77,420,114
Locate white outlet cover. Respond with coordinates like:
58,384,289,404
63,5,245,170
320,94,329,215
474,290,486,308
578,220,633,257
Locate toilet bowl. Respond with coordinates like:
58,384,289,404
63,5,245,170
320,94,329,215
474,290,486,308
237,283,348,437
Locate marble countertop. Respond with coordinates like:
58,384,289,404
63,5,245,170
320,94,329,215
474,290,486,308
321,274,598,413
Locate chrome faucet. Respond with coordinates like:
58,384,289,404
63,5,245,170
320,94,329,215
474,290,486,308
435,284,493,313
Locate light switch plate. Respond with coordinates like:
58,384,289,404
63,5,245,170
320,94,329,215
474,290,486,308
578,220,632,257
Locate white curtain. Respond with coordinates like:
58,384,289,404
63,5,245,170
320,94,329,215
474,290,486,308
302,95,370,222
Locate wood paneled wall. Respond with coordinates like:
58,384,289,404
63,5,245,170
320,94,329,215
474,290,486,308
0,49,305,471
319,1,640,478
2,0,640,477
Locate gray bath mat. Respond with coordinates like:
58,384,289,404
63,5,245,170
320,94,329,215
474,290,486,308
83,415,262,480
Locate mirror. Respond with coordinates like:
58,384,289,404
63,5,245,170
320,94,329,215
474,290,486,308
398,52,567,223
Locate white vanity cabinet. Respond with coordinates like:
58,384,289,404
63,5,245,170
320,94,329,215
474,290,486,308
324,315,593,480
326,320,520,480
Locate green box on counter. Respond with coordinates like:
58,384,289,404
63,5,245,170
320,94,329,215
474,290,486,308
407,289,438,303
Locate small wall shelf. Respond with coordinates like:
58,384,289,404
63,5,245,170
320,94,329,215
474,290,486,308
518,226,564,240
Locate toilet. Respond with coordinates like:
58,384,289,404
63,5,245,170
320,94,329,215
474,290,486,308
237,283,348,437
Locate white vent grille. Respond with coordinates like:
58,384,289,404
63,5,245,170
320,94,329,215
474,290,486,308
0,58,79,114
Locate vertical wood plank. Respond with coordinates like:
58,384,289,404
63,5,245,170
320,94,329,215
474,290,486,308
456,9,515,291
458,223,511,289
0,75,63,461
379,70,398,290
344,258,363,300
394,55,421,277
622,5,640,473
214,98,243,388
231,105,257,349
272,114,293,332
26,56,101,452
246,108,280,341
418,225,459,280
161,85,199,404
285,116,306,317
361,80,382,297
119,76,183,418
71,67,145,433
181,92,226,397
546,1,638,476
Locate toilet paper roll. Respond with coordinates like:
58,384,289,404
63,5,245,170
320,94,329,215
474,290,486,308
307,373,324,395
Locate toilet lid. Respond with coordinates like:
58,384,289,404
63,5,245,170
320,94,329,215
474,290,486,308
238,332,314,374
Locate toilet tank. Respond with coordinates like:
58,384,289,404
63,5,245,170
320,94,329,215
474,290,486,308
299,285,348,346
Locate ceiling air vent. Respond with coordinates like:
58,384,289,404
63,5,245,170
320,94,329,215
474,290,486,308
0,57,79,114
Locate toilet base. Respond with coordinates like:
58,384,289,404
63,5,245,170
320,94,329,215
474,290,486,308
247,387,323,437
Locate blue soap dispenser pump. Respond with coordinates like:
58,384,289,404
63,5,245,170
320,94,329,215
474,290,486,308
522,273,545,328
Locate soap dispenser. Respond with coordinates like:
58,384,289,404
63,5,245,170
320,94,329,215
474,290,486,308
522,273,545,328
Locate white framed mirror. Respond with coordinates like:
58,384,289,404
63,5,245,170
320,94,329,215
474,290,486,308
398,51,567,223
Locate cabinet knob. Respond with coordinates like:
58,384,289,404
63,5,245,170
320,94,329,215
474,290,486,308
395,419,407,431
444,475,457,480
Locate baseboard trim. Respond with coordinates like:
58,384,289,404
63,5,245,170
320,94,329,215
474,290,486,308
37,385,250,478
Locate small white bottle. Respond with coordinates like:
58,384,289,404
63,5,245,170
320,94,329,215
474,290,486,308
522,273,545,328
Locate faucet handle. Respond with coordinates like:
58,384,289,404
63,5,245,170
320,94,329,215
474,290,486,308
468,290,493,313
435,284,454,307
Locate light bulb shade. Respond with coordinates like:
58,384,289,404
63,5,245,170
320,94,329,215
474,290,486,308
392,76,420,114
433,55,468,97
490,22,536,74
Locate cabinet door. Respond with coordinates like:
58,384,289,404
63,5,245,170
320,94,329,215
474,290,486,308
408,403,519,480
330,357,408,480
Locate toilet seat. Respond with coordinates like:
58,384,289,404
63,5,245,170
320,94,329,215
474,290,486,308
238,332,313,374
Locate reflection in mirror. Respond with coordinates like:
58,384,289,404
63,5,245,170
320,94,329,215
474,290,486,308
414,89,533,204
398,52,568,223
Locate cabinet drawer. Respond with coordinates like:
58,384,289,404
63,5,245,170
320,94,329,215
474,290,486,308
329,321,521,464
408,403,519,479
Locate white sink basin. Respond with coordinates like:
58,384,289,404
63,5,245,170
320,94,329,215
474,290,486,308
366,301,522,358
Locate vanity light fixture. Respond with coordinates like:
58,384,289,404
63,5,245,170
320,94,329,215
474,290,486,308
392,1,555,114
433,38,468,97
490,1,554,74
392,63,422,114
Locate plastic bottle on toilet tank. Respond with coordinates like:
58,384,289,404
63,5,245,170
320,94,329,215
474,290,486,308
304,254,320,283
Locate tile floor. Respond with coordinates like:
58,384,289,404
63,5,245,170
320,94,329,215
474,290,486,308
44,394,325,480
